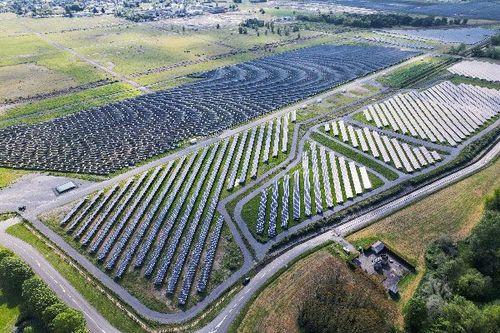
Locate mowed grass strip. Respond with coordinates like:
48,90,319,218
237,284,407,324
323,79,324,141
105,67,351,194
6,223,146,333
348,157,500,305
311,132,399,180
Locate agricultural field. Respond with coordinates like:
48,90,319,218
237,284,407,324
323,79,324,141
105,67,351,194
234,244,397,333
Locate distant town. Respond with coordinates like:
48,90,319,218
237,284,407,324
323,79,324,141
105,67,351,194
0,0,243,21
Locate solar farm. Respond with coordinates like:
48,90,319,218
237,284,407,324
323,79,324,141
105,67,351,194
1,5,499,332
47,108,297,307
387,27,498,44
240,79,499,242
448,60,500,83
0,44,415,175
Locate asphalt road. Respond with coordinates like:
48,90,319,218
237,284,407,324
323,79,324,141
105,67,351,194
198,140,500,333
0,218,120,333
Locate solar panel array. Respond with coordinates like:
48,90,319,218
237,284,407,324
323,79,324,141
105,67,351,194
448,60,500,83
255,143,373,237
0,45,415,174
361,81,499,147
326,121,440,173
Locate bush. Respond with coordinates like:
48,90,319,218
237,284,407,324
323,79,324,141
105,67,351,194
0,256,34,296
404,297,428,333
50,308,87,333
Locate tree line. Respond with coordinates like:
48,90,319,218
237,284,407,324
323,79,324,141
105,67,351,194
0,248,87,333
297,12,467,29
404,189,500,333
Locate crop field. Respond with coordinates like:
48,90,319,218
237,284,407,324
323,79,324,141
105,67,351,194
348,157,500,303
0,44,416,175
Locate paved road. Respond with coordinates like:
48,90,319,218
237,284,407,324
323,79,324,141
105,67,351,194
198,140,500,333
0,218,119,333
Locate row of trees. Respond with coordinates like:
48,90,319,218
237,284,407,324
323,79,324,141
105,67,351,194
0,248,87,333
239,19,299,37
297,12,467,29
404,189,500,332
469,34,500,60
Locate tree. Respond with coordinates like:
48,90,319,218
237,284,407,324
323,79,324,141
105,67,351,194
43,302,68,325
404,297,428,332
437,296,496,333
50,308,86,333
22,277,59,320
0,256,34,295
456,269,492,301
468,211,500,279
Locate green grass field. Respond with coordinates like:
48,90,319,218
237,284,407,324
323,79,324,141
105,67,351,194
0,31,106,103
377,57,446,88
0,82,140,127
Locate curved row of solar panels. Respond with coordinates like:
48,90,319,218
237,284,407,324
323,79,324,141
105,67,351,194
0,45,417,174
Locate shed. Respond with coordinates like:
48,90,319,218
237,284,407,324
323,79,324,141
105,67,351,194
371,241,385,255
55,181,77,194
